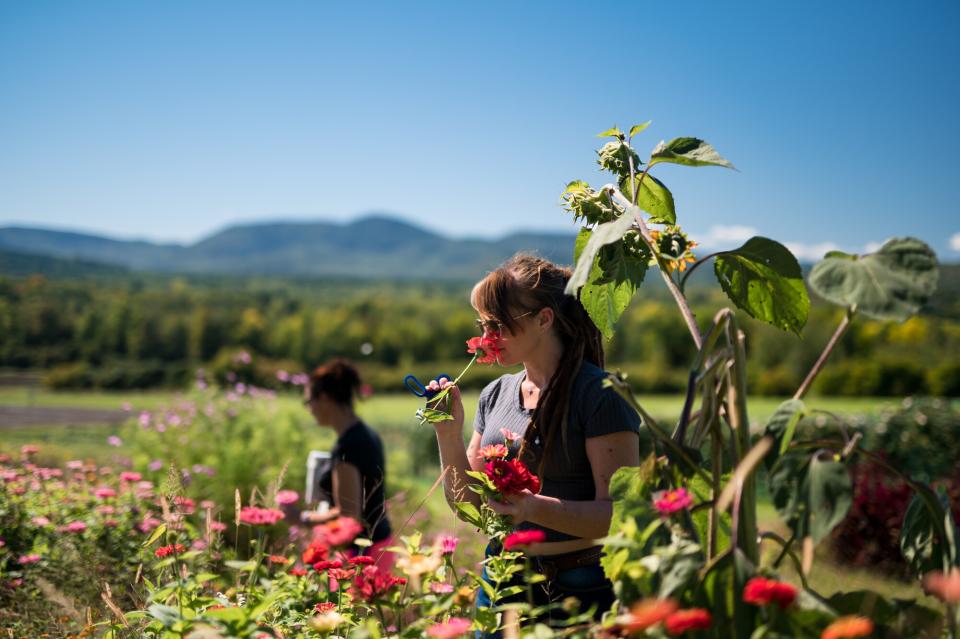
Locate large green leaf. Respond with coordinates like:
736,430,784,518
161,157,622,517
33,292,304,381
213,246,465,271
565,213,636,293
649,137,735,169
806,456,852,545
714,237,810,334
808,237,939,321
900,485,960,576
573,229,645,339
619,174,676,224
769,452,852,544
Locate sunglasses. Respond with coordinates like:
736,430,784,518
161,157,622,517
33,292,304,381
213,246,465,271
474,311,535,337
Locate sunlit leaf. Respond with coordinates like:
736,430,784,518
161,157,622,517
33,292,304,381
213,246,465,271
619,174,676,224
629,121,652,138
714,237,809,334
649,137,735,169
597,126,624,139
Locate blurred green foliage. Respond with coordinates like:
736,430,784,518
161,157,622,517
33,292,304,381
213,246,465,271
1,270,957,395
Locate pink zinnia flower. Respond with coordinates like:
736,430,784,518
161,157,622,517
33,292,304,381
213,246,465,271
653,488,693,515
238,506,285,526
64,521,87,533
431,582,455,594
435,534,459,556
17,554,41,565
31,516,51,526
478,444,509,460
426,617,472,639
20,444,40,456
209,521,228,532
275,490,299,506
120,471,142,482
66,460,84,470
106,436,123,447
500,428,520,444
94,487,116,499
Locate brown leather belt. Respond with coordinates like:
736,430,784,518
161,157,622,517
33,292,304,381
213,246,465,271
532,546,604,581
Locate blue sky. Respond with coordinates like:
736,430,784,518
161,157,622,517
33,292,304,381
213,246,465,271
1,1,958,260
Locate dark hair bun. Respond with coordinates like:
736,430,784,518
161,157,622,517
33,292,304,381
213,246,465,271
309,358,362,406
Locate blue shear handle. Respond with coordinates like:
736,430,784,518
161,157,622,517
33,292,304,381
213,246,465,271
403,374,427,398
403,373,454,400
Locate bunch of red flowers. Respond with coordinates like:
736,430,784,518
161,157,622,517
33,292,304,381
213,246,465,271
484,458,540,495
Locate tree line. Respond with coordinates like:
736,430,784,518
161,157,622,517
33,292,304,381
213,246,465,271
1,272,957,396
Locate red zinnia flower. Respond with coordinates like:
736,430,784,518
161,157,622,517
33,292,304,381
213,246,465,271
466,336,502,365
313,560,344,572
268,555,289,565
289,567,308,576
351,565,406,601
743,577,798,608
155,543,186,558
329,567,355,581
302,541,329,565
315,601,337,613
821,615,874,639
484,458,540,495
503,530,547,551
665,608,712,635
349,555,375,566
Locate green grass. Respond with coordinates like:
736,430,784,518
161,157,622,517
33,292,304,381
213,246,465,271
0,386,898,423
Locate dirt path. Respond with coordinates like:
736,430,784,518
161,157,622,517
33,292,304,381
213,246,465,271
0,405,127,428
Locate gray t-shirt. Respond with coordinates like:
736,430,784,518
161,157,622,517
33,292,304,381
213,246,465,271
473,361,642,542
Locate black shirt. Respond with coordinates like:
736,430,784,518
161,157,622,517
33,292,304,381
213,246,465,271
474,361,642,542
318,420,392,542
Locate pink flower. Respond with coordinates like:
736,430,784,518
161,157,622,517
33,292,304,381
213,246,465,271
200,499,216,510
31,516,51,526
276,370,290,382
209,521,228,532
313,516,364,546
238,506,285,526
66,460,84,470
653,488,693,515
431,582,455,594
500,428,520,444
435,534,459,556
148,460,164,472
104,518,119,527
94,487,117,499
20,444,40,456
106,436,123,447
138,516,163,533
426,617,472,638
275,490,299,506
924,569,960,603
120,471,142,482
503,529,547,551
63,521,87,533
17,554,41,565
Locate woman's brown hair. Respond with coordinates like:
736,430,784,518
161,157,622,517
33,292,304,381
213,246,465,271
308,358,362,407
471,253,603,475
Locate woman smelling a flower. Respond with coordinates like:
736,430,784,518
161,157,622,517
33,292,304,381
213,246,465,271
426,253,643,631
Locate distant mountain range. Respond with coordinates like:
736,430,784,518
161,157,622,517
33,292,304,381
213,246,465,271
0,215,576,280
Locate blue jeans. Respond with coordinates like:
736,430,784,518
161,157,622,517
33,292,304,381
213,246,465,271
474,546,614,639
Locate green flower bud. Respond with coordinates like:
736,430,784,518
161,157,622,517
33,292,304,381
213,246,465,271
596,140,641,178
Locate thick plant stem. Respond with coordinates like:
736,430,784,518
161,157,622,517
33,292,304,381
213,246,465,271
794,308,854,400
726,317,759,565
607,186,703,349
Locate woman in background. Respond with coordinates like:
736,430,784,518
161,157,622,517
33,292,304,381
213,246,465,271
302,358,393,567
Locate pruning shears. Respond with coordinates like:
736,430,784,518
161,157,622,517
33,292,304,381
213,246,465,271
403,373,452,401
